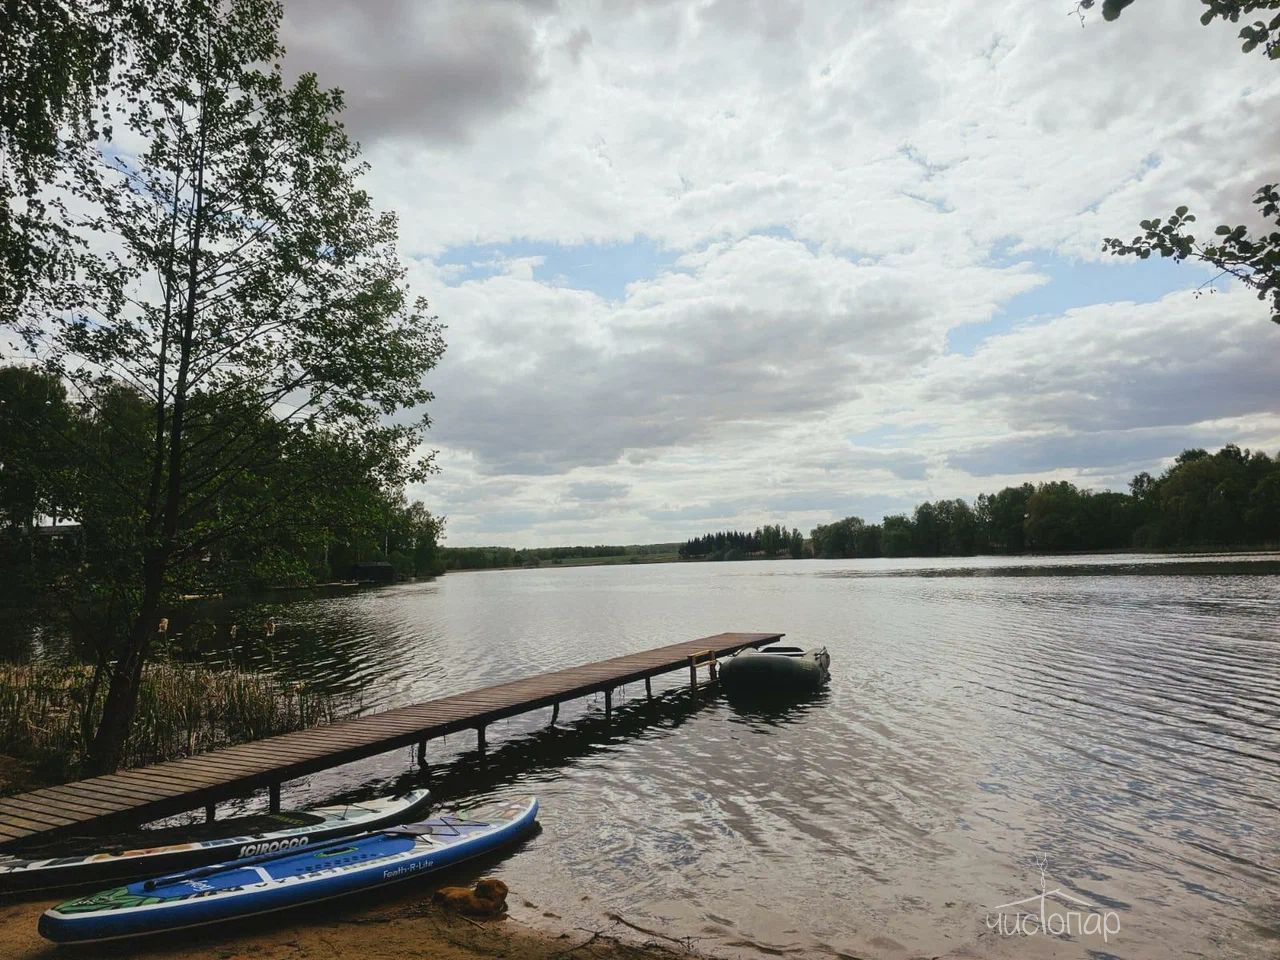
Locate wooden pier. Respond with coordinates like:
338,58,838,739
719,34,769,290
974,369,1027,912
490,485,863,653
0,632,781,850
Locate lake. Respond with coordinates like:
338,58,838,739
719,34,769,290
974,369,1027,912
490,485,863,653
10,553,1280,958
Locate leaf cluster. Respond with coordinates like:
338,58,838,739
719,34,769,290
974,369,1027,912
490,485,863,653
1,1,224,317
1101,185,1280,323
1077,0,1280,58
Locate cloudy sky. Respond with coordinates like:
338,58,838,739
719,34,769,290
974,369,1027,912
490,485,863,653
281,0,1280,547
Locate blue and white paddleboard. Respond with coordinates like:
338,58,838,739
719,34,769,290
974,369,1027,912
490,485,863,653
2,788,432,894
39,796,538,944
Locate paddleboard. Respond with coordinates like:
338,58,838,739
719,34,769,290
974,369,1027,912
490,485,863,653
39,795,538,944
2,788,431,894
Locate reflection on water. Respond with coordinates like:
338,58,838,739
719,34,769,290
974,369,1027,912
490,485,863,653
4,552,1280,959
722,685,830,726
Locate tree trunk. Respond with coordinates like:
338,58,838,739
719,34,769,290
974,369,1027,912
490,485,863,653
83,91,208,778
84,558,164,774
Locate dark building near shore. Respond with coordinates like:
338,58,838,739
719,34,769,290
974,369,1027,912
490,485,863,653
350,560,396,583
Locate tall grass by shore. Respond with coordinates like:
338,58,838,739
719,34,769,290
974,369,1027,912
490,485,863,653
0,661,352,793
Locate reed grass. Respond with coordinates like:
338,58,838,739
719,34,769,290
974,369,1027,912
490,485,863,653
0,661,351,791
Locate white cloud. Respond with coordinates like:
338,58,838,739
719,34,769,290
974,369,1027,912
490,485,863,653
416,235,1045,475
282,0,557,145
274,0,1280,545
926,290,1279,437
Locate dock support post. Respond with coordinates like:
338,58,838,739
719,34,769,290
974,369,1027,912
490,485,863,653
645,677,652,699
604,688,612,718
709,657,718,681
550,702,559,725
417,738,428,767
269,783,280,814
477,726,487,752
689,656,698,690
205,803,216,823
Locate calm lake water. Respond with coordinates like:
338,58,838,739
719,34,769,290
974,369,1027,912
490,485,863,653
11,553,1280,958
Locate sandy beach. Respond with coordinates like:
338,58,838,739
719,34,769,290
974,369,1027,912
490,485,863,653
0,884,685,960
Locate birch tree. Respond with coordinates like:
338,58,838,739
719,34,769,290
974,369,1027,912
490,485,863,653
6,0,445,773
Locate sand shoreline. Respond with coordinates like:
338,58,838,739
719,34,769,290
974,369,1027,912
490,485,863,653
0,883,692,960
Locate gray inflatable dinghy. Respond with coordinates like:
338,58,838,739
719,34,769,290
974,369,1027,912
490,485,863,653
719,645,830,692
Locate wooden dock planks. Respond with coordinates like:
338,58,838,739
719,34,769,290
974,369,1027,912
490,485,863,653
0,631,781,849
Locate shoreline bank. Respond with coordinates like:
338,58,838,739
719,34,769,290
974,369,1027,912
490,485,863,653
445,543,1280,573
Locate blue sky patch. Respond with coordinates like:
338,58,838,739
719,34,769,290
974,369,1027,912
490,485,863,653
751,224,823,256
846,423,936,449
435,235,678,301
434,232,1225,366
946,251,1220,356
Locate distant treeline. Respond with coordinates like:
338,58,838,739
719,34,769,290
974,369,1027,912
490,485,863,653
678,524,805,560
433,444,1279,573
445,542,679,570
812,445,1280,558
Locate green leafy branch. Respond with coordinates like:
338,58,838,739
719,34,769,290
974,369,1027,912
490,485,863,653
1101,185,1280,323
1076,1,1280,58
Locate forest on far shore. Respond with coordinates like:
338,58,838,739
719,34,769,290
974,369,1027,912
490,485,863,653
681,444,1279,561
440,444,1278,570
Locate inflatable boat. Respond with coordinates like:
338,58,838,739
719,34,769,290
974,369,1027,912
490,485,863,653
719,645,830,692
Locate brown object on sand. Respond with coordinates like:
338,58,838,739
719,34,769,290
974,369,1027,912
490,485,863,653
432,878,510,918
